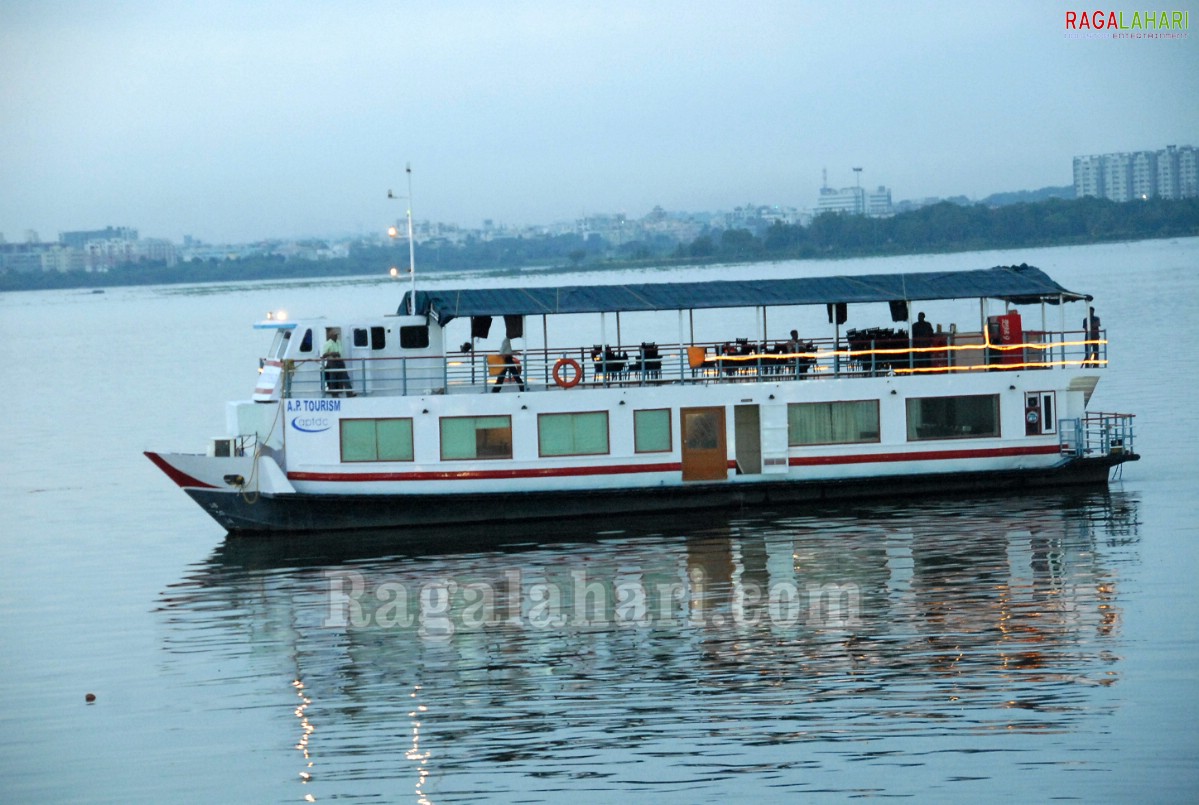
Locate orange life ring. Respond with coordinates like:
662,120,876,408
553,357,582,388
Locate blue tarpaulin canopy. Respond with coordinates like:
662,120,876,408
400,264,1089,324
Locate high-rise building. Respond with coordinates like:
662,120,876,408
1105,153,1132,202
866,186,893,217
816,186,864,215
59,226,139,249
1178,147,1199,198
1074,145,1197,201
1073,155,1104,198
816,181,893,217
1131,151,1156,199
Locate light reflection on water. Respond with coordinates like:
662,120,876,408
158,491,1140,802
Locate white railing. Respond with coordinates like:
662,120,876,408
1060,412,1136,458
267,328,1108,399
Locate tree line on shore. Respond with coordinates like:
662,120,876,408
3,195,1198,292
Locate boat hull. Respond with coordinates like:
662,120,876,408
182,453,1136,533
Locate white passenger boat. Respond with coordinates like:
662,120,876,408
146,263,1138,533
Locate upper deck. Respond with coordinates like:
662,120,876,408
252,263,1106,400
260,325,1108,400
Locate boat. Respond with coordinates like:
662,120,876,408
146,262,1139,533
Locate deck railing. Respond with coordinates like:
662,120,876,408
268,328,1108,399
1060,411,1136,459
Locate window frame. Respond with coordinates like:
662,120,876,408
537,410,611,458
633,408,673,454
339,417,415,463
787,399,881,446
439,415,513,461
400,324,430,350
905,394,1001,441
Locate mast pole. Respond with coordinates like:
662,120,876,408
406,163,416,316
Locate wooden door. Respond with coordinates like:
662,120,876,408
681,406,728,481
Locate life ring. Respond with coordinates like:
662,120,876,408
553,358,582,388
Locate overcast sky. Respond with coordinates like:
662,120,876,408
2,1,1196,244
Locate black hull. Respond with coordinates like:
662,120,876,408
188,453,1138,534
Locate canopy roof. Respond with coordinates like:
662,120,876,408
401,264,1089,324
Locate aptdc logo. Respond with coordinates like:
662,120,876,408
291,416,332,433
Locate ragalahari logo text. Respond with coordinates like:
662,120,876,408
1065,9,1189,38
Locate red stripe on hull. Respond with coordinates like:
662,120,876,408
288,461,683,483
789,444,1061,467
144,451,219,489
286,445,1060,484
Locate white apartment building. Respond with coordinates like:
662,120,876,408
1074,145,1198,201
816,184,894,217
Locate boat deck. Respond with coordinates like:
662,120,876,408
275,327,1107,399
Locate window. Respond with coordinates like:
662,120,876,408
788,400,880,445
906,394,1000,440
441,416,512,460
538,411,609,457
355,326,387,350
634,408,672,453
340,418,414,462
683,409,720,450
270,329,292,360
401,325,429,350
299,328,313,353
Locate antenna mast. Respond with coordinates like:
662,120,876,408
405,163,416,315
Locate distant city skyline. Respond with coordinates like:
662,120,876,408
2,1,1196,244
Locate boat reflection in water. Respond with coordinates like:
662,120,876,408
159,491,1140,800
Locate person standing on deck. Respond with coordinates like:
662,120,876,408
321,328,353,397
785,329,805,377
1084,306,1102,365
493,336,526,392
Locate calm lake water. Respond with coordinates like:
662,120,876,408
2,239,1197,803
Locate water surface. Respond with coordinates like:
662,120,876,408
2,238,1196,802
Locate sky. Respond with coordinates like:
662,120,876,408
2,1,1197,244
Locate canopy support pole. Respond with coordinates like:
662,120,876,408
906,301,913,371
542,315,549,385
678,309,687,379
1059,294,1066,364
834,319,841,377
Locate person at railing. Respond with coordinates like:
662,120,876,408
912,312,934,368
786,330,801,353
492,336,526,392
321,328,354,397
782,330,814,377
781,328,800,376
1084,306,1101,365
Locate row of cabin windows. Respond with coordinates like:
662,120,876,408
340,409,672,463
292,325,431,355
339,395,1001,463
786,395,1000,446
